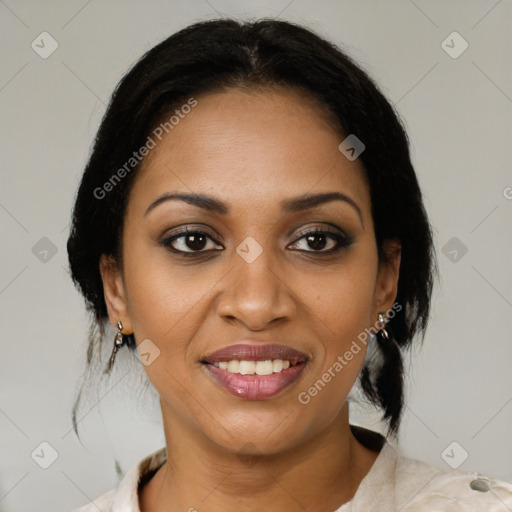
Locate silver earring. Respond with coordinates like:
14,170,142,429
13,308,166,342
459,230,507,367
378,312,389,340
105,320,125,374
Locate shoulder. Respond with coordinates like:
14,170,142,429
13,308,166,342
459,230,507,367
395,449,512,511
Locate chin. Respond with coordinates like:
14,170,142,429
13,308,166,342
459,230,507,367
204,412,306,456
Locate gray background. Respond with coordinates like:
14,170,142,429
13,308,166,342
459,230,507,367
1,1,511,511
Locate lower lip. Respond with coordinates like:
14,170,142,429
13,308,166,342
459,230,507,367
203,362,307,400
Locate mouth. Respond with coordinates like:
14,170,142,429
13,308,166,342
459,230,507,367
201,343,309,400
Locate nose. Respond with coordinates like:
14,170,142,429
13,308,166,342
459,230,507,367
215,245,296,330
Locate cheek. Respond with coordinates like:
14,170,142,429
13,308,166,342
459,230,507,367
299,247,377,399
303,254,378,336
121,235,210,347
299,270,373,419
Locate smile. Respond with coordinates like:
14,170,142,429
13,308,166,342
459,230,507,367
201,342,309,400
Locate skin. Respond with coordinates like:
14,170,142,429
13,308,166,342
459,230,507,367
100,86,401,512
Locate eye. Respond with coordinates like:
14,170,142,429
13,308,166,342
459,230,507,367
161,227,223,255
160,225,353,257
288,226,354,254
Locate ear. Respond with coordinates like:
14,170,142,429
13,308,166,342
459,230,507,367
99,254,133,334
372,238,401,318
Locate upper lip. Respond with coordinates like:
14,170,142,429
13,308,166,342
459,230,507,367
202,342,309,365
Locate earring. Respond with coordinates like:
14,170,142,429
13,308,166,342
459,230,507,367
105,320,125,374
377,312,389,340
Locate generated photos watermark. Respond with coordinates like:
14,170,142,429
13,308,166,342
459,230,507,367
93,97,198,200
297,301,402,405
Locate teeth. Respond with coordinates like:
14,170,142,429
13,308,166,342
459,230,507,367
212,359,295,375
227,360,240,373
239,360,255,375
255,360,273,376
272,359,283,372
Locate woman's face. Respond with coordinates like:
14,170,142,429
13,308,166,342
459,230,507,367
101,86,400,455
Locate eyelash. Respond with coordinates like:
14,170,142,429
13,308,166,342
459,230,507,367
160,226,354,257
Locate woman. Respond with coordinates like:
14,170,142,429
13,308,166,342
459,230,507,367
67,18,512,511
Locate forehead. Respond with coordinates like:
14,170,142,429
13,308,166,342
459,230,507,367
130,87,370,216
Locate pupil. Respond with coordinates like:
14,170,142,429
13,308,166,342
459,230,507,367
307,234,326,250
187,233,207,250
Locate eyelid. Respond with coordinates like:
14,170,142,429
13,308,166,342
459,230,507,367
161,224,224,242
290,223,348,239
161,223,348,243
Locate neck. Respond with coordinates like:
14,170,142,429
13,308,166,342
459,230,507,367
140,403,380,512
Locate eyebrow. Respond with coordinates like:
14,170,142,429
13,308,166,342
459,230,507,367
144,191,363,223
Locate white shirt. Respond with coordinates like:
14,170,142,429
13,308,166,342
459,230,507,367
72,427,512,511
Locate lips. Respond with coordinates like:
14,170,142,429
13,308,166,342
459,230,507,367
202,343,309,365
201,342,309,400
